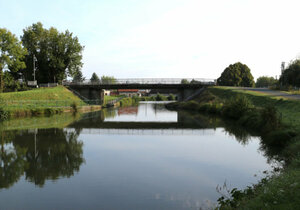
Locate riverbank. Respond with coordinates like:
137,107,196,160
166,86,300,209
0,86,104,119
0,86,173,120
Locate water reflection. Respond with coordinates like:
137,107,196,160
0,102,276,210
0,129,84,189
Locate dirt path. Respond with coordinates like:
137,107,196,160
239,87,300,100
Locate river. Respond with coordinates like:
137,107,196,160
0,102,275,209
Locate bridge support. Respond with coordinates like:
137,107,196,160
71,87,104,104
177,88,204,101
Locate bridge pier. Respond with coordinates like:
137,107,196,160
177,88,203,101
72,87,104,104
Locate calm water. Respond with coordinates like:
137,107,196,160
0,102,274,209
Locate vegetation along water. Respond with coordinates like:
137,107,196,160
166,86,300,209
0,101,278,209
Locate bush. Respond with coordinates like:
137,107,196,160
71,101,78,112
263,129,297,147
0,96,8,120
0,107,8,120
207,102,222,114
222,95,253,119
167,94,176,101
180,100,200,111
119,97,133,106
238,110,262,131
260,105,282,132
155,94,165,101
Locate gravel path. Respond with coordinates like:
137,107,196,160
238,87,300,100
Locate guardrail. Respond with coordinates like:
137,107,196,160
63,78,216,85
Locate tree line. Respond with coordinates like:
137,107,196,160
0,22,84,92
279,59,300,88
217,57,300,89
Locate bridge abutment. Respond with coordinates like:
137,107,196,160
73,87,104,104
177,88,203,101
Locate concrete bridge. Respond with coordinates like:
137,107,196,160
63,78,215,102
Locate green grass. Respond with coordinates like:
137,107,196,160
165,87,300,209
104,95,121,101
0,86,86,117
209,86,300,129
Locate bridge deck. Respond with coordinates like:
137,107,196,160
63,78,215,89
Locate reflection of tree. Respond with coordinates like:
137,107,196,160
0,128,84,189
12,128,84,187
0,131,28,189
222,122,255,145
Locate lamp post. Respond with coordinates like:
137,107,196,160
33,54,37,82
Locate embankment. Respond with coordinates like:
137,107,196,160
166,86,300,209
0,86,101,119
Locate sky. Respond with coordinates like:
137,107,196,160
1,0,300,80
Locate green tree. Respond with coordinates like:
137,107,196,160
0,28,27,92
256,76,277,88
181,79,189,84
90,72,100,83
101,75,116,84
72,70,85,82
21,22,84,84
279,59,300,87
217,62,254,87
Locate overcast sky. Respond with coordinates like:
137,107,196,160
1,0,299,80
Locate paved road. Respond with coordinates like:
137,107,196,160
239,87,300,100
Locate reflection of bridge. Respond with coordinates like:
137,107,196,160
67,108,216,130
68,121,208,129
65,128,216,136
63,78,216,102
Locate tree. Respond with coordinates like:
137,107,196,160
181,79,189,84
0,28,27,92
256,76,277,88
72,70,85,82
217,62,254,87
101,75,116,84
21,22,84,84
90,72,100,83
279,59,300,87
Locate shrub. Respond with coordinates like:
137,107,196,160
207,102,222,114
238,110,262,131
71,101,78,112
155,94,165,101
167,94,176,101
263,129,297,147
0,107,8,120
119,97,133,106
0,96,8,120
180,100,200,111
260,105,282,132
222,95,253,119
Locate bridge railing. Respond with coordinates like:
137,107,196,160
63,78,216,86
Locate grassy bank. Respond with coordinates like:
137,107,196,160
0,86,98,118
166,87,300,209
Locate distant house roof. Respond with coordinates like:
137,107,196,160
118,89,139,92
